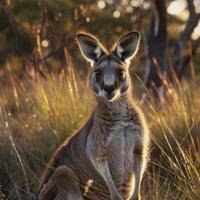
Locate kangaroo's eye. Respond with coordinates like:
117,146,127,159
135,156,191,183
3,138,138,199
94,70,101,75
117,69,125,79
94,70,101,79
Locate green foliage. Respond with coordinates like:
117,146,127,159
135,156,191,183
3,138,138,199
0,0,76,66
0,0,147,69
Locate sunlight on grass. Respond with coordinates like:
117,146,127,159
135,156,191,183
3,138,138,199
0,67,199,199
142,78,200,200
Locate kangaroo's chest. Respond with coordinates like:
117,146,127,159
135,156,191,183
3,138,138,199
107,122,140,188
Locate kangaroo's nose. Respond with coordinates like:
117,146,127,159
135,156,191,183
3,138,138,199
104,84,115,94
103,73,115,94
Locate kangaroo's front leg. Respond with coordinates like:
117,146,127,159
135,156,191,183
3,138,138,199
96,158,123,200
130,155,143,200
130,143,147,200
86,131,123,200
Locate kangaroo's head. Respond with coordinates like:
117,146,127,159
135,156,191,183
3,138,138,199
77,31,140,102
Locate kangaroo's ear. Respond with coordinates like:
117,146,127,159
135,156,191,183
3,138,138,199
76,33,105,65
114,31,140,63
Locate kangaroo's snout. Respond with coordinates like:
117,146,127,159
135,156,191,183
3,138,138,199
103,73,115,90
102,72,117,99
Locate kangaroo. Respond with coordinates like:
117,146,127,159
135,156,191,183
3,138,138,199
38,31,149,200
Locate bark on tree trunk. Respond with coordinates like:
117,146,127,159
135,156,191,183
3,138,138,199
172,0,200,79
145,0,168,101
178,37,200,79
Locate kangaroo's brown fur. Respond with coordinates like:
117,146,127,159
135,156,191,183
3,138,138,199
38,31,149,200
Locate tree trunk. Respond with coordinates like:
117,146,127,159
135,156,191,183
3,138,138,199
172,0,200,79
178,37,200,79
145,0,168,101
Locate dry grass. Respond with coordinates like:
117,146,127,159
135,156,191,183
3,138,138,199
0,66,199,199
142,78,200,200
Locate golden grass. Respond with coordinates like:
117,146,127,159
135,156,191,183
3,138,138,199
142,78,200,200
0,66,199,199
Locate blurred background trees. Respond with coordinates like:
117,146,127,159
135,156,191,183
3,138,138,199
0,0,200,97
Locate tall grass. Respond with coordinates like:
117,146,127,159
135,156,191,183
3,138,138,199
0,66,199,199
0,66,93,199
142,79,200,200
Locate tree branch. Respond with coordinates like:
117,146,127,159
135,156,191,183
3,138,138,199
172,0,200,78
178,37,200,79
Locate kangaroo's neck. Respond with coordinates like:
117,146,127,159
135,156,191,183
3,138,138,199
94,91,134,123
